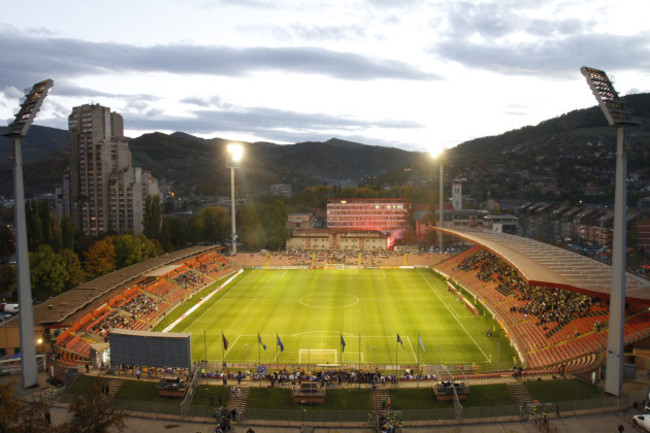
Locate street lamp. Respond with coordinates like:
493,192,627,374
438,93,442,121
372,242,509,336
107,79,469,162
430,148,446,253
226,143,243,255
2,79,53,389
581,66,639,396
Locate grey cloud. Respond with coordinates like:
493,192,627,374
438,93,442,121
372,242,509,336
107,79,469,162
291,25,367,42
0,31,439,91
434,33,650,77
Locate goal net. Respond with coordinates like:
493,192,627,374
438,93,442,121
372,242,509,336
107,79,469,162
299,349,337,364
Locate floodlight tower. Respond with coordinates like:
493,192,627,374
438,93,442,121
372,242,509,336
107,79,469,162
226,143,243,255
431,148,446,253
2,79,53,389
581,67,639,396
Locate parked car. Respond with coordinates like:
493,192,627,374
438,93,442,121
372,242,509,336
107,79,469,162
633,414,650,431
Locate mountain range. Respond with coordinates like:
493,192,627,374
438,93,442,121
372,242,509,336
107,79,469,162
1,93,649,201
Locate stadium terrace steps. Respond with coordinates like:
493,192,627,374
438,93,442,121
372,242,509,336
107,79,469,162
372,389,390,412
507,382,533,413
226,386,249,411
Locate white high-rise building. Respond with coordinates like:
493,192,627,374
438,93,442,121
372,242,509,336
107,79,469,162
63,104,159,237
452,181,462,210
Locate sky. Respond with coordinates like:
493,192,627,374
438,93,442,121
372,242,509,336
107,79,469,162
1,0,649,154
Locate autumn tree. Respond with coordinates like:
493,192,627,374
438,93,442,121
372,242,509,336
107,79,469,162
0,224,14,263
60,249,85,289
83,239,116,279
0,382,52,433
114,234,158,268
58,381,125,433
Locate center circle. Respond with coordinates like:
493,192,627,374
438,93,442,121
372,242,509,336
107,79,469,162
299,293,359,308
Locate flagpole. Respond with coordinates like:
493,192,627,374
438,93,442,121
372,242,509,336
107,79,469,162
204,330,207,363
258,333,261,366
395,333,398,372
222,331,225,367
417,333,420,366
358,332,361,371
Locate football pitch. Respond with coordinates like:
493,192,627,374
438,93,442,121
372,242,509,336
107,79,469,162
168,268,517,369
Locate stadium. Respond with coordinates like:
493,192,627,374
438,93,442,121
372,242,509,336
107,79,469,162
4,227,650,430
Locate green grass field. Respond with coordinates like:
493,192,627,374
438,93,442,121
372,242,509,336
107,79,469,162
166,268,516,369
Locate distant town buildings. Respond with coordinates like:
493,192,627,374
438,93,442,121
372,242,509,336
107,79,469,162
61,104,159,237
286,229,388,251
270,183,292,197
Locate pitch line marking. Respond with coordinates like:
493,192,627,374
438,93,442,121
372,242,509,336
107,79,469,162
280,270,288,279
179,270,251,329
298,293,360,308
417,269,490,363
224,334,241,357
406,336,418,362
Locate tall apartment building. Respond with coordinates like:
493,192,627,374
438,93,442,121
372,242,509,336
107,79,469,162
63,104,159,237
326,198,407,232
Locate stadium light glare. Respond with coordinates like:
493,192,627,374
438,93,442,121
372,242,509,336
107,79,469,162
430,147,446,253
581,66,638,397
2,79,53,389
226,143,243,254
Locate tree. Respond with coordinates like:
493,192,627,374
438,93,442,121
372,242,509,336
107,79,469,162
58,381,125,433
30,244,67,297
142,194,162,241
114,234,159,268
198,207,230,244
0,382,52,433
0,224,14,263
83,239,116,279
60,249,85,289
161,216,189,252
61,215,75,251
0,263,17,299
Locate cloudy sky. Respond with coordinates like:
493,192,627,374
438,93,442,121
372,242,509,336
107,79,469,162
1,0,648,153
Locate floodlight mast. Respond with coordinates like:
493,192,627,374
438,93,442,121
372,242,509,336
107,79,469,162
581,67,638,397
226,144,243,255
2,79,53,389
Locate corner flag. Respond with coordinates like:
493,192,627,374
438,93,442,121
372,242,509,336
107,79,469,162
258,332,267,351
418,332,426,352
397,332,404,348
276,333,284,352
340,333,346,352
222,332,229,350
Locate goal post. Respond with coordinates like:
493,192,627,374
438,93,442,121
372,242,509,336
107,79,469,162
298,349,337,364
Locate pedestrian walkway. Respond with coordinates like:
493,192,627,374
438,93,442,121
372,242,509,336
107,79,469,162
372,388,390,412
507,381,533,413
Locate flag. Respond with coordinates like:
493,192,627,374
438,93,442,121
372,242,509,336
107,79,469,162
397,332,404,348
276,333,284,352
258,333,267,351
222,332,229,350
340,333,346,352
418,332,426,352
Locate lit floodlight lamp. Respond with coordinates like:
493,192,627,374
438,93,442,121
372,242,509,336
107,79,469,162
226,143,243,167
3,79,53,390
581,67,637,397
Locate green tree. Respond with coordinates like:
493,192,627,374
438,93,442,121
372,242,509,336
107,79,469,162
240,203,267,250
60,249,85,289
0,264,17,299
114,234,159,268
142,194,163,241
0,382,52,433
30,244,67,297
0,224,14,262
83,239,116,279
61,215,75,251
267,200,288,249
161,216,189,252
25,201,43,251
199,206,230,244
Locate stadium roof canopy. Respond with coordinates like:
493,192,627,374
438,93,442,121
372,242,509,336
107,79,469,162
439,228,650,303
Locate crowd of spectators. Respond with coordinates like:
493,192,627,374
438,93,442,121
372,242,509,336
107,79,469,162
457,250,601,329
232,249,442,268
121,293,160,317
172,269,206,288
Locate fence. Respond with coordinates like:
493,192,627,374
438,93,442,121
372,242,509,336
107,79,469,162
75,388,644,426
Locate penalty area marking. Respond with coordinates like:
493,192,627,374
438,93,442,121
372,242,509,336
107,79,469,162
417,269,490,363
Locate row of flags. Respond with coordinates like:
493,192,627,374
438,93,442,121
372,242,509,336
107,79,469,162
221,332,427,352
